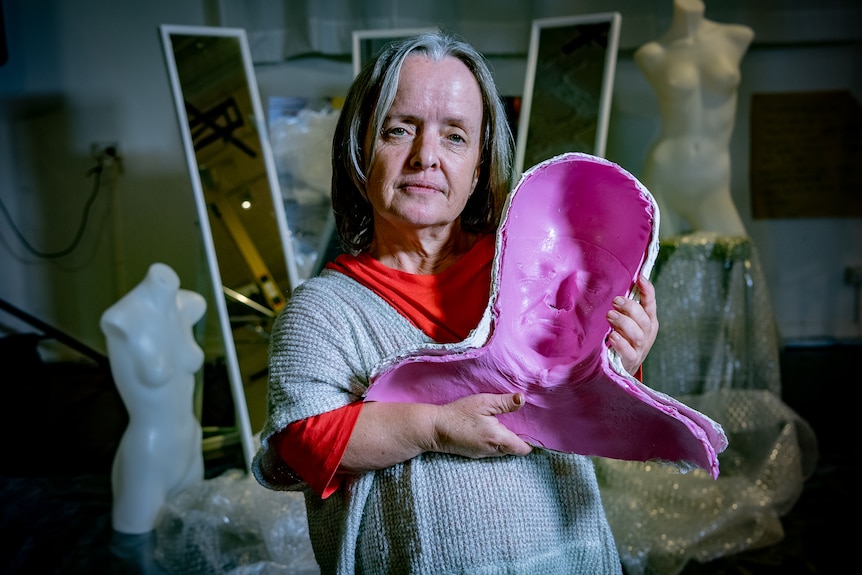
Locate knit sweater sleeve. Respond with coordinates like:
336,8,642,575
273,401,363,498
252,270,431,491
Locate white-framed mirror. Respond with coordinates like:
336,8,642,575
515,12,622,178
159,24,301,471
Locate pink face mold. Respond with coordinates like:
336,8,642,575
364,152,728,478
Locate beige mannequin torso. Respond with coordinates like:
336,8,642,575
635,0,754,237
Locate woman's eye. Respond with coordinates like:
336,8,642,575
386,127,407,137
448,133,465,144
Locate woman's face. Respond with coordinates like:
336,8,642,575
364,55,483,238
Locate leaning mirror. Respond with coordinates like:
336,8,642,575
515,12,622,178
160,25,300,471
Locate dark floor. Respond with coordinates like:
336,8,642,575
678,342,857,575
0,337,856,574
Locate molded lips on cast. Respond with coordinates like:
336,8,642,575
365,152,728,479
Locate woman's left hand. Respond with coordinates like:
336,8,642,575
606,275,659,375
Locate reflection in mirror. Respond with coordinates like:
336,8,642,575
160,25,300,471
268,97,341,280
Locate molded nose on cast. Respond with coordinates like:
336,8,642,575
366,153,727,479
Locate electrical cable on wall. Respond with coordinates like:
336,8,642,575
0,147,121,259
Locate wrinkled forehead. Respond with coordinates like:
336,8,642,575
501,154,656,276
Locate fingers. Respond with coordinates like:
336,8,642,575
490,392,526,415
437,393,532,458
493,439,533,457
635,276,659,327
607,297,647,347
481,393,532,456
607,276,659,374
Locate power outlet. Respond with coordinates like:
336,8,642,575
90,142,122,174
91,142,120,164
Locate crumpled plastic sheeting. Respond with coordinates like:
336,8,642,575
153,469,319,575
597,389,816,575
596,232,818,575
270,106,338,205
270,104,339,279
642,232,782,396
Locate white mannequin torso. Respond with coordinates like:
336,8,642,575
635,0,754,237
100,262,206,534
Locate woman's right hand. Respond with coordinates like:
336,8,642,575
432,392,533,458
339,393,531,473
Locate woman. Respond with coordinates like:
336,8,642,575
253,31,657,573
635,0,754,238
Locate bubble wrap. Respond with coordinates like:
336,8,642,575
641,233,782,395
153,470,319,575
596,232,818,575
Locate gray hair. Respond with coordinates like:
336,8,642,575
331,30,515,253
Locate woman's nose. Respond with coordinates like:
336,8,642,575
410,132,439,169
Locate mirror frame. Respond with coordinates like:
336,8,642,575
159,24,300,471
515,12,622,177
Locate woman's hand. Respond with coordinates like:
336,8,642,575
340,393,531,473
432,393,533,458
606,275,659,375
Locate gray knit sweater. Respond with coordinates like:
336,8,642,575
252,270,622,574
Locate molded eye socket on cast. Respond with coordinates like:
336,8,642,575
505,240,622,360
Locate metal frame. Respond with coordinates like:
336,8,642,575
159,24,300,471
